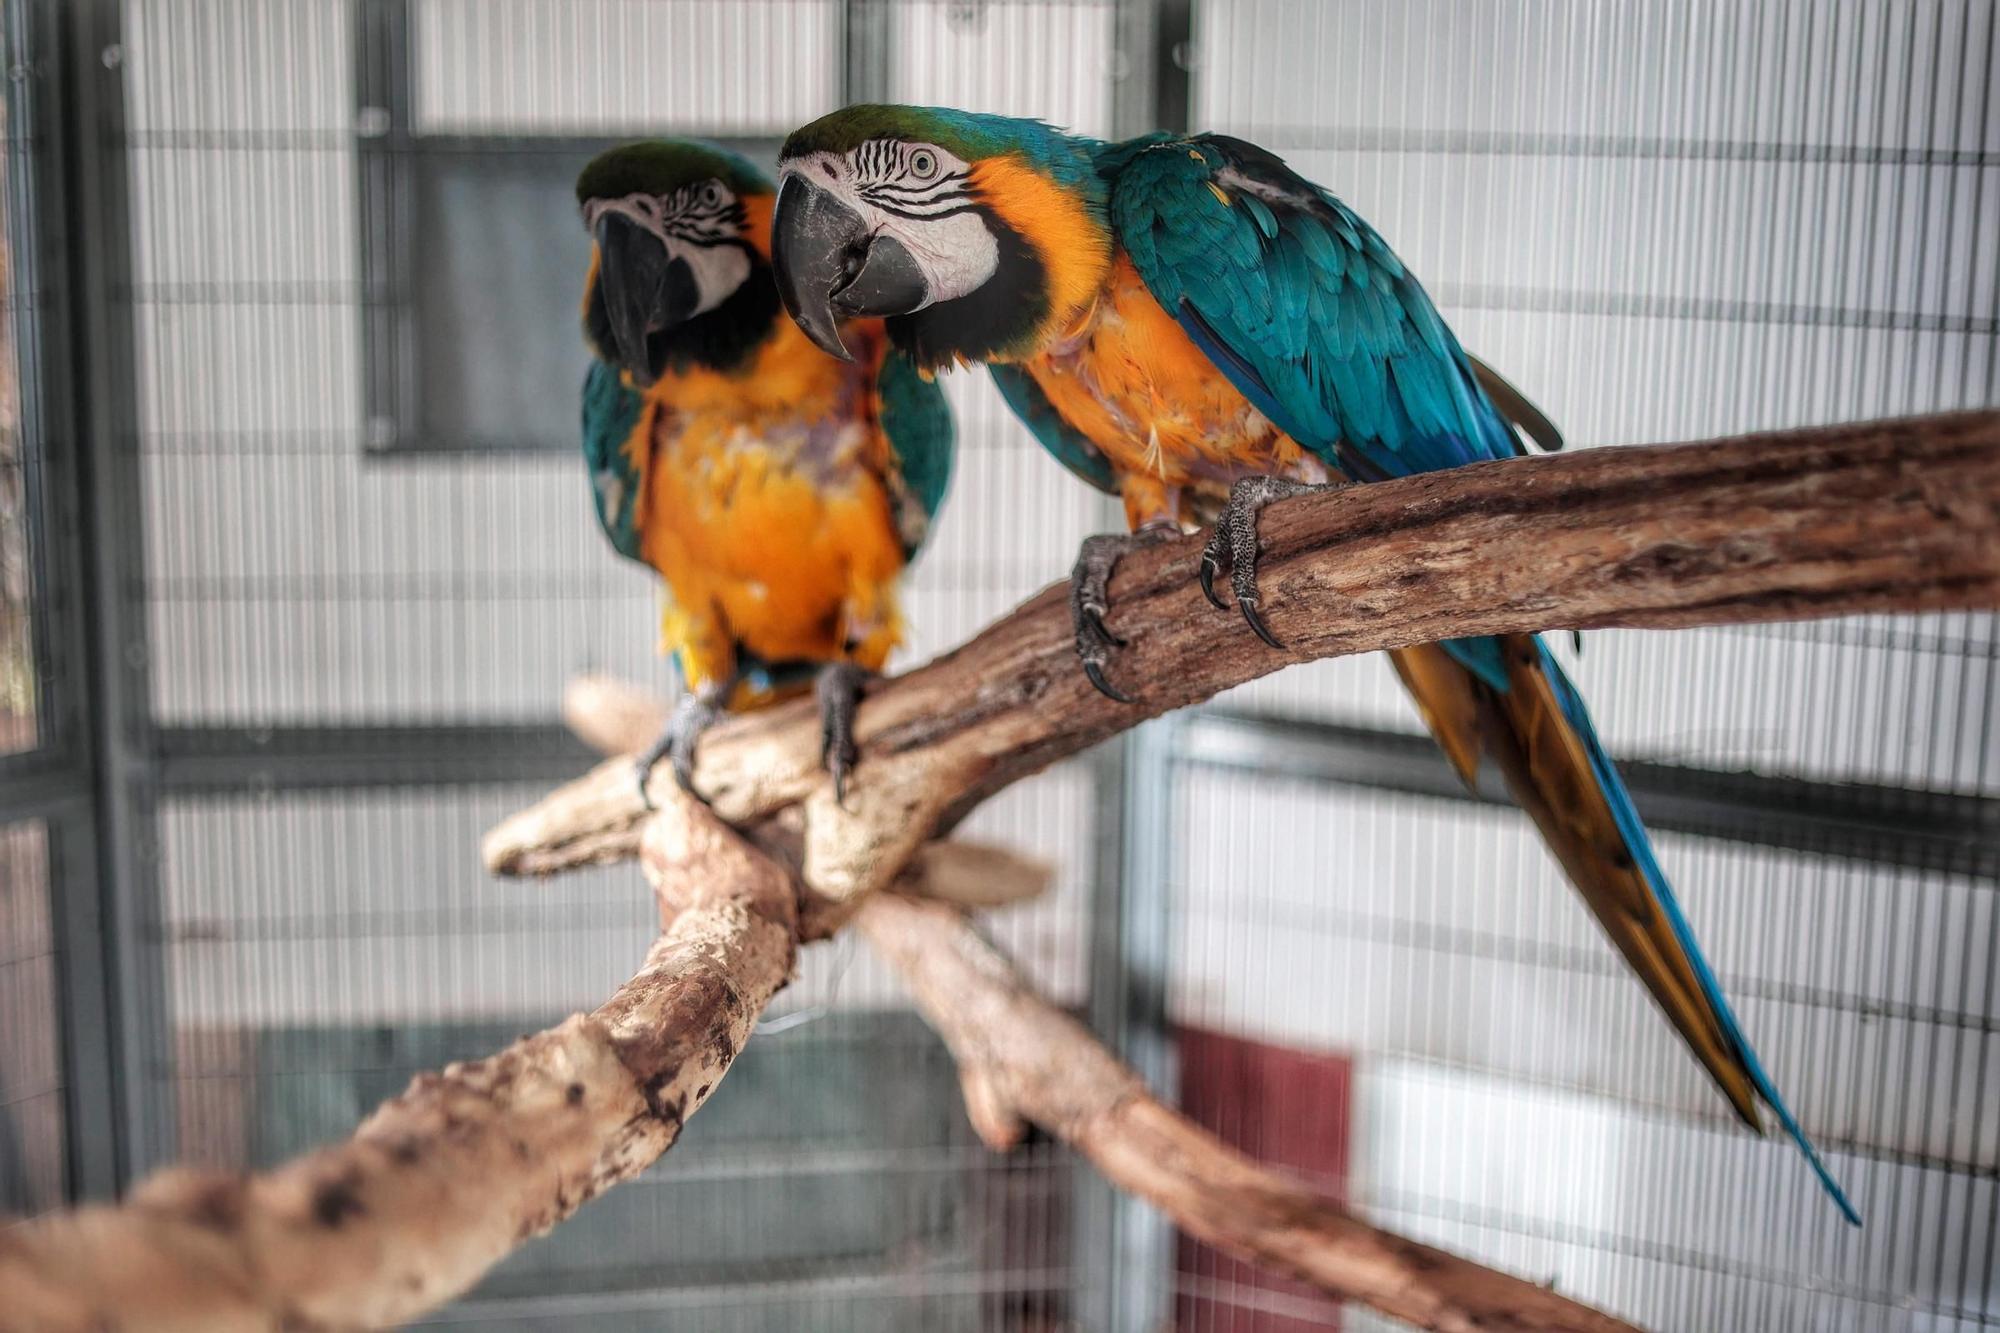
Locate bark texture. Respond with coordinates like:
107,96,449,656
855,893,1641,1333
484,411,2000,900
17,413,1994,1331
0,792,798,1333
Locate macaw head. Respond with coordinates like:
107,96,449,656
577,140,781,384
771,105,1110,372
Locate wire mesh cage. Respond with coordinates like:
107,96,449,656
1,1,1995,1330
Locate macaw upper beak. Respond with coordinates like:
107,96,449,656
771,173,931,362
594,212,699,387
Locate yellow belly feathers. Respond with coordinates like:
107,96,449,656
628,320,906,700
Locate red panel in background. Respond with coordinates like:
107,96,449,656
1173,1026,1354,1333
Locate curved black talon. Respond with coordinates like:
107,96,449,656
1067,527,1178,705
1083,608,1127,650
1238,597,1286,650
1083,658,1134,704
1197,549,1229,612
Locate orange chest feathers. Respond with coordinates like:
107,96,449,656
625,320,908,680
1018,255,1327,521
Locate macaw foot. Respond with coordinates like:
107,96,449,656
1198,475,1350,650
1069,523,1181,703
816,661,869,803
634,681,730,809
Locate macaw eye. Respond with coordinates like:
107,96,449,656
908,149,939,182
699,182,723,207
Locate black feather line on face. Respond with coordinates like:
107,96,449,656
867,199,985,224
885,205,1046,371
585,242,780,378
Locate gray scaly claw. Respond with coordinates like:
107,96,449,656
1067,527,1178,703
816,661,867,804
1202,474,1348,651
635,686,727,809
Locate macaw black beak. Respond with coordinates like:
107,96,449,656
593,212,698,387
772,173,931,363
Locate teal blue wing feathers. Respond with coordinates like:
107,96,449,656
581,358,646,564
1100,131,1857,1224
1103,133,1518,482
876,350,957,559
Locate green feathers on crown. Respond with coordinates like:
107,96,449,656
575,140,773,204
781,105,1103,197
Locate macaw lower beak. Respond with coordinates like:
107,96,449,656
772,173,931,363
594,213,698,387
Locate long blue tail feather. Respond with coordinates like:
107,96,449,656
1517,636,1862,1226
1438,633,1862,1224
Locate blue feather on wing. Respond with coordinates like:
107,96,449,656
1100,131,1859,1223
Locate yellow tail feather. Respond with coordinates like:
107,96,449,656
1389,640,1764,1129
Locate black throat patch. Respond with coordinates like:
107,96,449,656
585,245,782,378
886,208,1047,371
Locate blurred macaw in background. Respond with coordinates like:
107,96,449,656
767,106,1858,1223
576,140,953,798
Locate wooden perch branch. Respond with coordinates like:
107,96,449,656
2,674,1646,1332
0,792,798,1333
15,414,1993,1331
484,410,2000,900
2,783,1636,1332
856,892,1638,1333
558,685,1639,1329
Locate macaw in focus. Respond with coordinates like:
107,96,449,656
766,106,1858,1223
577,140,953,797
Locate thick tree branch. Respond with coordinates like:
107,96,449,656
0,793,798,1333
484,411,2000,896
3,681,1644,1332
565,681,1642,1331
855,893,1637,1333
581,685,1642,1331
18,413,1989,1331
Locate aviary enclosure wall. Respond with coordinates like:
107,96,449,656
1,1,1994,1329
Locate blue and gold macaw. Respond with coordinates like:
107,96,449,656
577,140,953,797
767,107,1858,1223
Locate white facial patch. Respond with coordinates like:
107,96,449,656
781,143,1000,306
583,182,752,317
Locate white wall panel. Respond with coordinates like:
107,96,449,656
882,0,1117,139
412,0,842,135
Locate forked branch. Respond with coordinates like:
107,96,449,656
485,410,2000,908
0,792,798,1332
857,892,1638,1333
10,414,1993,1333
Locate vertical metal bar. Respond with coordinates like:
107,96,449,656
356,0,412,454
5,0,88,784
3,0,122,1203
1113,0,1190,139
1076,734,1128,1330
840,0,892,106
1109,0,1160,139
1081,716,1182,1333
47,804,119,1200
1,0,63,763
57,0,172,1184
